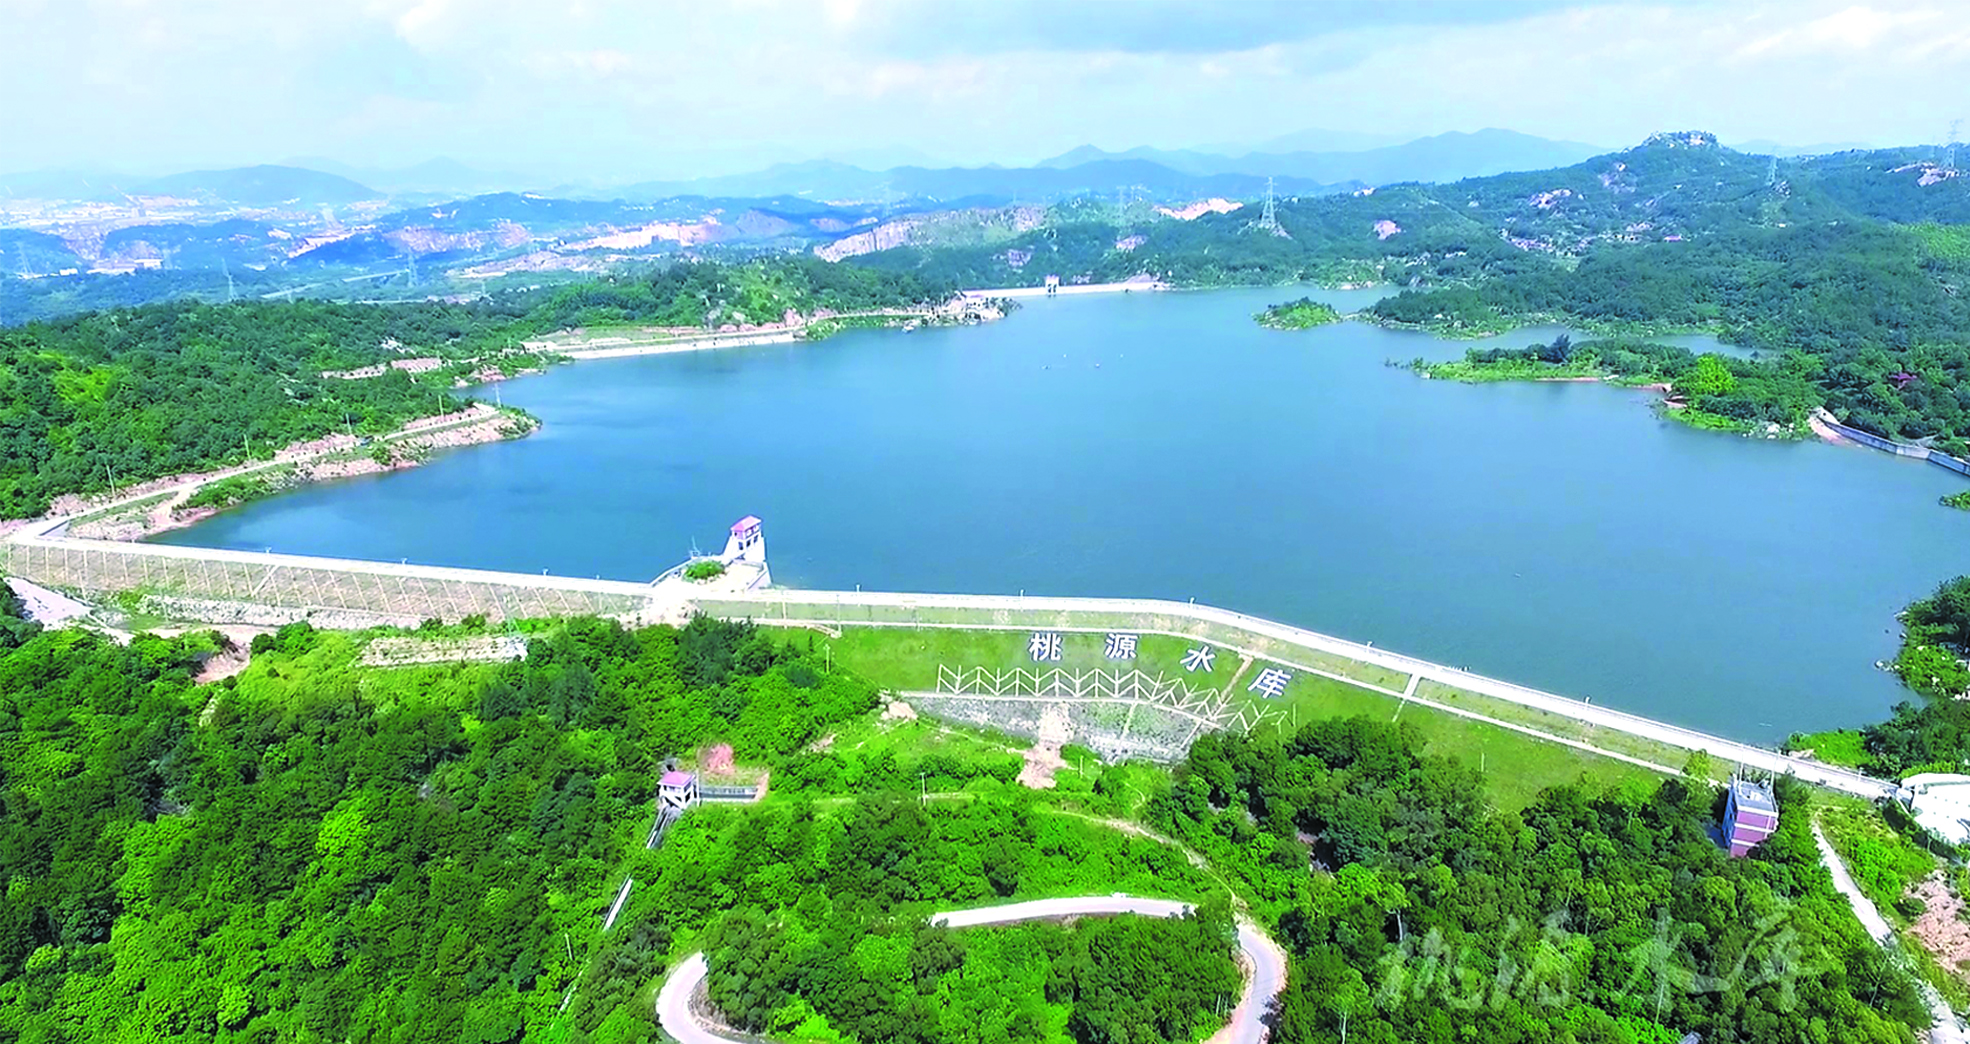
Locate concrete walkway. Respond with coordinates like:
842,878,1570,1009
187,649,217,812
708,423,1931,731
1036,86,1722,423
658,895,1283,1044
1814,824,1966,1044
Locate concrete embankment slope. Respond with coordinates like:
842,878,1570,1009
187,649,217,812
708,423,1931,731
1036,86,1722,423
2,524,675,626
658,896,1283,1044
696,588,1895,802
960,277,1168,300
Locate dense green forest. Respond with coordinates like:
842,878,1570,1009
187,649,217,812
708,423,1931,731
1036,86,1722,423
1151,719,1923,1043
692,802,1236,1044
1373,221,1970,449
1255,297,1342,330
0,297,501,516
1417,334,1822,434
0,602,1928,1043
528,255,951,330
0,617,874,1041
0,258,950,516
0,613,1243,1043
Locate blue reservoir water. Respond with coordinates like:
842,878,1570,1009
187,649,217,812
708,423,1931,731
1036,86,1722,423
159,288,1970,742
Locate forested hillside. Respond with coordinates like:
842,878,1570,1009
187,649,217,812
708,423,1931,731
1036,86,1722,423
847,132,1970,446
692,804,1237,1044
1153,720,1923,1044
0,607,1928,1043
0,614,1237,1043
0,258,951,516
0,617,874,1040
0,297,513,516
1373,219,1970,446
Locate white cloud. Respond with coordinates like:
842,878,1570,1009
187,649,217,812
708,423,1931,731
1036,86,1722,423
525,48,636,79
2,0,1966,177
1735,4,1945,59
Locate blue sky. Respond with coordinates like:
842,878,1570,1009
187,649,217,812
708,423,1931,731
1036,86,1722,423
1,0,1965,179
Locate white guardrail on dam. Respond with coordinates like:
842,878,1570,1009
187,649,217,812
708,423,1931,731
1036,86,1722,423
695,588,1897,802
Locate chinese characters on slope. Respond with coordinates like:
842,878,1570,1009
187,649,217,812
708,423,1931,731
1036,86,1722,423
1027,631,1139,662
1247,667,1292,699
1022,632,1291,695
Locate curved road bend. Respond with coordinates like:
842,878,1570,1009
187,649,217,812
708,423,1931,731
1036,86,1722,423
657,896,1285,1044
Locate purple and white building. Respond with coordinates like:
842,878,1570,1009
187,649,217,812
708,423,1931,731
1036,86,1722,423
1722,778,1778,857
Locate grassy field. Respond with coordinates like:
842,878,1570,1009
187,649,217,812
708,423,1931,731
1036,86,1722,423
769,624,1671,810
723,598,1412,691
1787,728,1870,769
1411,680,1712,778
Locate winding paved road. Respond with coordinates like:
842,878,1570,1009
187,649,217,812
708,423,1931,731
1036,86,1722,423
657,895,1284,1044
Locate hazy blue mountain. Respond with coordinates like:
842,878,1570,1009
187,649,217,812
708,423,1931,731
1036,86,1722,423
1237,126,1410,153
1207,127,1409,154
612,161,884,201
1728,139,1879,157
1034,145,1226,175
135,165,380,206
612,158,1341,203
97,219,283,268
1242,129,1608,184
0,229,81,273
321,157,536,196
883,159,1336,200
1036,130,1607,187
820,146,950,170
0,169,133,200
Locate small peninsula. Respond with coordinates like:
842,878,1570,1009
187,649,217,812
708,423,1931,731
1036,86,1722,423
1254,296,1342,330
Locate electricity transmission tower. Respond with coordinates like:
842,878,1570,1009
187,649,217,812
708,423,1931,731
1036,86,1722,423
1948,118,1963,174
222,257,236,303
1248,177,1283,235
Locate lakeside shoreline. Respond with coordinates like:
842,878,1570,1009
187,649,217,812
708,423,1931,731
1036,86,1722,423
8,404,538,544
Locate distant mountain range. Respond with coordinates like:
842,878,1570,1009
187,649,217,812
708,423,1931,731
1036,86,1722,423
132,165,379,207
5,130,1967,324
280,156,533,198
1036,129,1610,184
594,129,1613,203
606,159,1349,204
5,131,1908,212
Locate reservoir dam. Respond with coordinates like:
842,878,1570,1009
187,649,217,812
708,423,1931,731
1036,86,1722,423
1,511,1894,803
